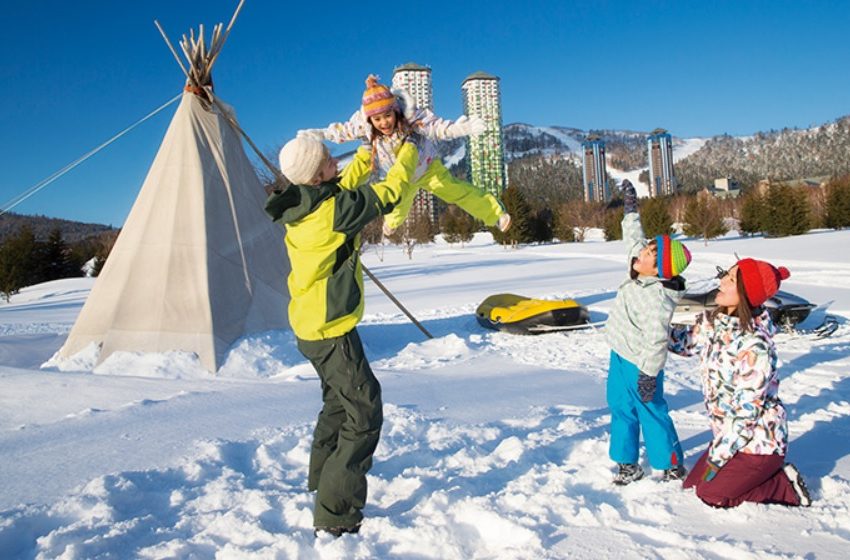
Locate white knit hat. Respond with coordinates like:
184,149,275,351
278,137,328,185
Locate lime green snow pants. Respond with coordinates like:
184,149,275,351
383,159,504,230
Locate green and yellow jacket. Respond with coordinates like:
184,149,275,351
265,143,417,341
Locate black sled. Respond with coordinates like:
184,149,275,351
673,286,820,331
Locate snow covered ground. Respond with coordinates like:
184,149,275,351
2,230,850,559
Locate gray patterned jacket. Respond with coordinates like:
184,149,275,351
606,213,687,376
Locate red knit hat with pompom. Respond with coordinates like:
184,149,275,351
737,258,790,308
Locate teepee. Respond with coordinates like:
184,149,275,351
59,8,290,371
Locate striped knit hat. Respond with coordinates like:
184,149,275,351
655,235,692,279
362,75,397,118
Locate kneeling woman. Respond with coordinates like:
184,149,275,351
669,258,811,508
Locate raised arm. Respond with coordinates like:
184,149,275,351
332,142,418,237
411,107,486,140
299,110,369,144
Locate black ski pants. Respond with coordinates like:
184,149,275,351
297,328,383,528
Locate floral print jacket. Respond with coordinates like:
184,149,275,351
669,309,788,468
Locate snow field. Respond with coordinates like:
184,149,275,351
2,230,850,558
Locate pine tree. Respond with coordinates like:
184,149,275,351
738,192,765,236
640,197,673,237
0,226,41,301
682,195,728,245
527,208,554,243
553,203,576,242
456,212,476,247
825,175,850,229
603,208,624,241
41,228,81,281
763,184,811,236
787,187,812,235
439,207,462,245
492,185,532,247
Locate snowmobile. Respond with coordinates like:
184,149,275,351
672,272,838,337
476,293,592,335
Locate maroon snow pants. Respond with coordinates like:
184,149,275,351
683,449,800,508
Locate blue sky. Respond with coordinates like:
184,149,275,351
1,0,848,226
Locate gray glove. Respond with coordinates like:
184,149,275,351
621,179,638,214
637,372,657,403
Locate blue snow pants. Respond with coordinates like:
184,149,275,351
607,350,683,470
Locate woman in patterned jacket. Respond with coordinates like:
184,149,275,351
669,258,811,508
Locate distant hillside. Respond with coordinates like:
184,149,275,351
0,212,115,243
675,116,850,189
439,114,850,198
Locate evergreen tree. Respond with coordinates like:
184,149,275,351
0,242,23,302
0,225,41,301
603,208,625,241
682,195,729,245
41,228,82,281
640,197,673,237
738,192,765,236
825,175,850,229
439,207,462,245
492,185,532,247
527,208,554,244
763,184,811,236
553,203,576,242
787,188,812,235
456,213,476,247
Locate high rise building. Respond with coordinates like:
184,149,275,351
392,62,436,224
392,62,433,111
461,71,507,199
647,128,677,197
582,136,610,202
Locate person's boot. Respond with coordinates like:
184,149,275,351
662,465,687,482
314,523,362,538
613,463,644,486
783,463,812,506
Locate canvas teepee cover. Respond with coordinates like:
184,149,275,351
59,91,290,371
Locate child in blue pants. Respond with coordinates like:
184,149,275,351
605,180,692,485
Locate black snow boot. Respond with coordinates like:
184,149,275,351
613,463,645,486
662,465,687,482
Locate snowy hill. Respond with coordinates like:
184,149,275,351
1,230,850,557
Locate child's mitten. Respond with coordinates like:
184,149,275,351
637,372,657,402
621,179,638,214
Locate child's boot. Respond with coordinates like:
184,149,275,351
613,463,644,485
662,465,687,482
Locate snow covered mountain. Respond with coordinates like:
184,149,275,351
439,114,850,196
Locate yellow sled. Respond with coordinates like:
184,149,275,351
475,293,590,335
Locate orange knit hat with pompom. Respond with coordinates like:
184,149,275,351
362,75,397,118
